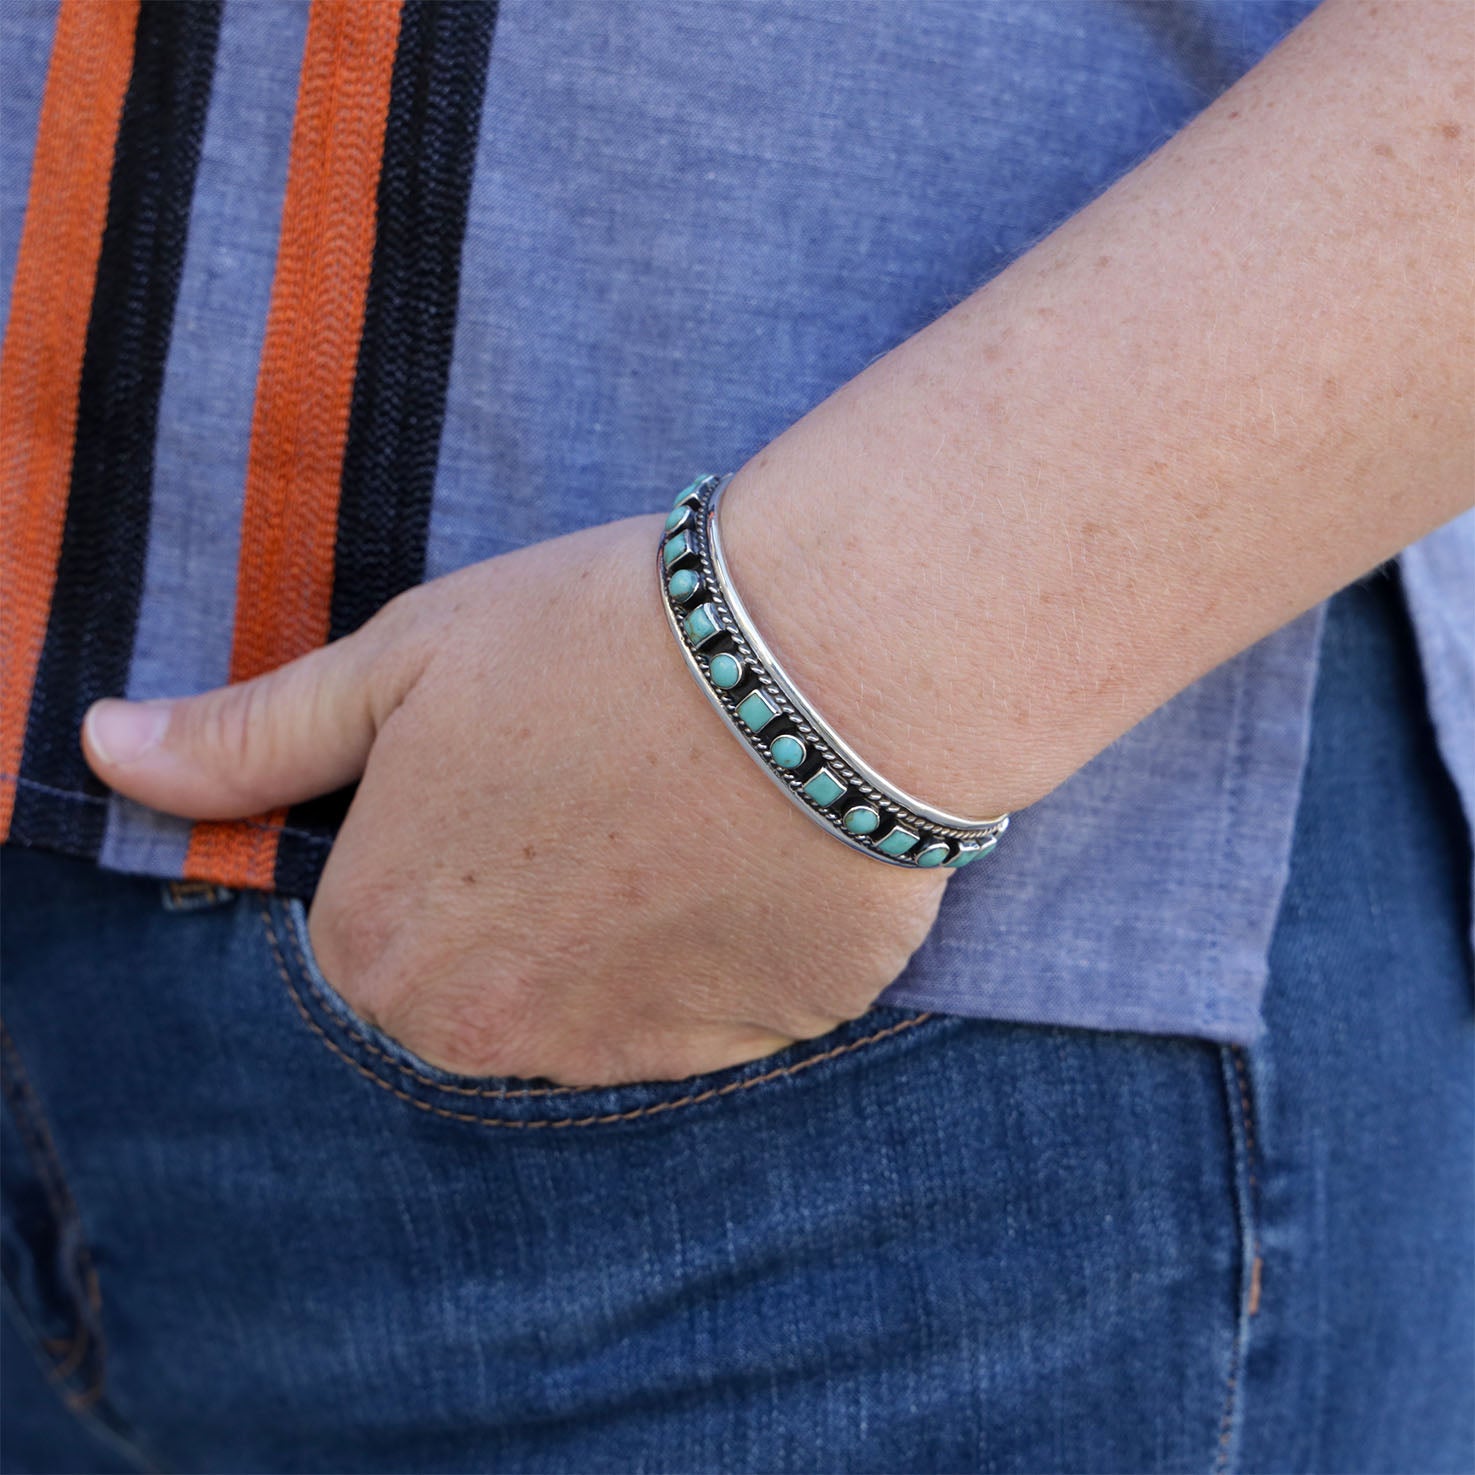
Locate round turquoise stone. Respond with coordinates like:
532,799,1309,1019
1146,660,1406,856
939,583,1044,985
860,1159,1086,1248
665,504,692,533
667,568,700,602
915,842,950,868
708,652,743,689
842,805,880,835
769,734,806,769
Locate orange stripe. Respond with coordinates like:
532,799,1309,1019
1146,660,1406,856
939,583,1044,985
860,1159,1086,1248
184,0,403,890
0,0,141,840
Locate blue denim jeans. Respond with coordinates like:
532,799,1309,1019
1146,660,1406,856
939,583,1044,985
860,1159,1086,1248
2,569,1471,1474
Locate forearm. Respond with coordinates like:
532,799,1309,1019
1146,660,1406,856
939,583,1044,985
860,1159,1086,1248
718,0,1473,820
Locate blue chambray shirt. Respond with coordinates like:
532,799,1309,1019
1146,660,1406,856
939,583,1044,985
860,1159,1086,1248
3,0,1470,1045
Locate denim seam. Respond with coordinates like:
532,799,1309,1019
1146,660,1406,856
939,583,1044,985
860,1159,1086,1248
1,1288,161,1475
262,902,934,1129
1214,1043,1264,1475
0,1020,106,1412
1229,1046,1265,1313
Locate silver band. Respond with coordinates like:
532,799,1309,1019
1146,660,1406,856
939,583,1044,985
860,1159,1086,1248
658,473,1009,869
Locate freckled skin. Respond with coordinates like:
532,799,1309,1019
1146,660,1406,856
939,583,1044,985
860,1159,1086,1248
717,0,1472,817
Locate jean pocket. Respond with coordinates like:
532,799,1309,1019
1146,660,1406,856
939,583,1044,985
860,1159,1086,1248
261,894,953,1133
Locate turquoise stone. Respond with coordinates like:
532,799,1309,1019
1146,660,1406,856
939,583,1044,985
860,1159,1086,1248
915,842,950,868
662,531,693,569
683,602,722,647
672,476,709,508
667,567,701,602
665,504,693,533
803,768,846,807
876,825,920,857
769,734,806,769
946,836,999,867
737,691,779,732
708,652,743,689
842,804,879,835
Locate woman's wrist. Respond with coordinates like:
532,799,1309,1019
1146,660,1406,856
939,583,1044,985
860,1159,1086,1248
713,0,1471,827
602,509,949,896
716,437,1053,825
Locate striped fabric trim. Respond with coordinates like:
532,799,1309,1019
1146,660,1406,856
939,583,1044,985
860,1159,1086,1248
3,0,221,855
2,0,498,895
181,0,405,893
0,0,61,347
330,0,500,644
1,0,136,841
98,0,312,882
276,0,499,897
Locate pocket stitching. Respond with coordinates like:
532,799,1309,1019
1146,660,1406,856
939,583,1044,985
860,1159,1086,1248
1213,1043,1266,1475
263,901,935,1130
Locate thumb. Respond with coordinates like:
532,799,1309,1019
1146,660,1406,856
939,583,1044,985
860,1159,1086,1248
81,627,412,821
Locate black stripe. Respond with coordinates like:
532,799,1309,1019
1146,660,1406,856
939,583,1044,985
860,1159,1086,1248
12,1,223,859
275,0,498,897
330,0,499,642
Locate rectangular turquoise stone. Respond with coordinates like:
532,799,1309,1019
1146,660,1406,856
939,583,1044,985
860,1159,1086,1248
802,768,845,807
673,476,709,508
876,825,919,857
737,691,779,732
662,531,692,569
682,602,721,647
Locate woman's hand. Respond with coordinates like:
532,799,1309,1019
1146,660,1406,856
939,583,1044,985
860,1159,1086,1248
80,511,950,1086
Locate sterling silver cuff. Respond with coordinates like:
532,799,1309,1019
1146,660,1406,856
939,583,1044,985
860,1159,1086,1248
658,473,1010,869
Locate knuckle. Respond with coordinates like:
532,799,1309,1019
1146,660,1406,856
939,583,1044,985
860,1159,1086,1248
310,872,406,987
371,585,427,641
184,679,282,802
390,975,547,1080
356,613,435,721
305,906,349,990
